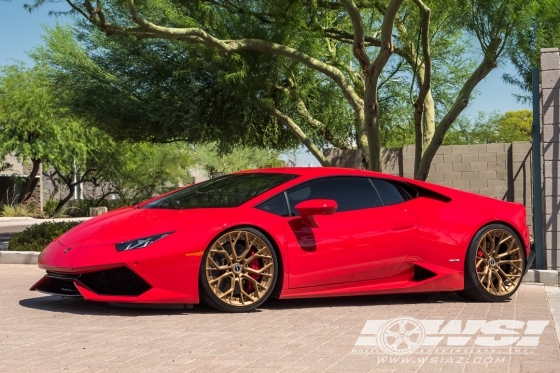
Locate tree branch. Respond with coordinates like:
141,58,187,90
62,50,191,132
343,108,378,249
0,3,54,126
411,0,432,176
416,38,502,180
260,103,331,167
68,1,365,116
369,0,403,78
340,0,371,70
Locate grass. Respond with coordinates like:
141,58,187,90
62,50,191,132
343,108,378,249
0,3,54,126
0,203,32,217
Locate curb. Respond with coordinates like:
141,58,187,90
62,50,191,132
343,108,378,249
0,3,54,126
0,251,40,265
0,217,91,228
0,217,37,221
522,269,559,286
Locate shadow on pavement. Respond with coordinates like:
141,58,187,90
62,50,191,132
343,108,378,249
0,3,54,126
19,291,492,316
18,295,224,316
262,291,481,310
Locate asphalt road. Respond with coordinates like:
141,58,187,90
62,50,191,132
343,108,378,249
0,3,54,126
0,225,32,249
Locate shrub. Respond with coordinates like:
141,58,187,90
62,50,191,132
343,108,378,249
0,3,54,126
43,199,59,216
0,203,32,217
8,221,82,252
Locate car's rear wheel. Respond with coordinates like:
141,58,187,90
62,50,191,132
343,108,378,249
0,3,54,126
199,228,278,312
458,224,525,302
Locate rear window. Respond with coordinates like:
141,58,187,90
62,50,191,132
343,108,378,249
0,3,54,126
370,178,412,206
143,173,298,209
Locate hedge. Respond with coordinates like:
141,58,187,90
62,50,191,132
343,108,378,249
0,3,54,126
8,221,82,252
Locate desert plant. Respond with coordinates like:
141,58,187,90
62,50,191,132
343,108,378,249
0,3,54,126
8,221,82,252
0,203,32,217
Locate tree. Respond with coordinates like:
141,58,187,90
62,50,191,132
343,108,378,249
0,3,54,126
443,110,531,145
91,143,194,205
498,110,532,141
504,1,560,100
29,0,532,180
47,125,117,211
191,143,284,176
32,24,304,154
0,64,67,203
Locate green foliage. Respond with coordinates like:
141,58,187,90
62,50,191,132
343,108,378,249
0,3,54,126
192,143,285,177
32,24,300,151
0,63,62,164
0,204,33,217
8,221,81,252
42,199,59,216
444,110,532,145
498,110,532,141
504,0,560,99
96,142,194,204
25,0,541,176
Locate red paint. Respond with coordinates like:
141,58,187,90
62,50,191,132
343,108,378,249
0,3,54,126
31,167,531,305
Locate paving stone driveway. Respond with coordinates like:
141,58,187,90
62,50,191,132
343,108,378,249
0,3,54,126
1,265,559,373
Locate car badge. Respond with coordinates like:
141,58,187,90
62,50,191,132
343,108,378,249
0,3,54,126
63,247,72,254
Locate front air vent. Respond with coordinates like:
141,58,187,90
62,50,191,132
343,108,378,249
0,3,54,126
79,267,151,296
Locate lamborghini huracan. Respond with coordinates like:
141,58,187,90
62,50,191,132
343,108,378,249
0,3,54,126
31,168,535,312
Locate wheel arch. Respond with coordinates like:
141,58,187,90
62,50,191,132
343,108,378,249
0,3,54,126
477,220,529,257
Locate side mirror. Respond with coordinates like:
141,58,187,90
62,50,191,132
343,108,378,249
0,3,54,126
294,199,338,227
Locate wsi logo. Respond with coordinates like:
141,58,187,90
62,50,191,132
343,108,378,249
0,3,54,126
355,317,549,355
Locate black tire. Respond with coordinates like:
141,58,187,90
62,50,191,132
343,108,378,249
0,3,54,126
457,223,525,302
199,227,278,312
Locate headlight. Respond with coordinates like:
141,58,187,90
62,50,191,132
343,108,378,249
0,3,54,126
115,232,174,252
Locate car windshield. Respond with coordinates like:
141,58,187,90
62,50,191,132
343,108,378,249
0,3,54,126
143,173,298,209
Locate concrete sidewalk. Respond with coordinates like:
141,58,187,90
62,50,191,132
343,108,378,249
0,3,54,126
1,265,559,373
0,217,90,228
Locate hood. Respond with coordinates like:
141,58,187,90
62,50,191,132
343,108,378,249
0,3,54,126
58,207,214,247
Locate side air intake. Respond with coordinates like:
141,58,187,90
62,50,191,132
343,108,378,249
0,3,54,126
413,265,437,282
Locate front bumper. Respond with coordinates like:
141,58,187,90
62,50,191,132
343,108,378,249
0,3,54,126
31,239,202,304
31,267,152,297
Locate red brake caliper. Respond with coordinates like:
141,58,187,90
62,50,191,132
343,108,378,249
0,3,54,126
244,248,260,294
476,248,484,270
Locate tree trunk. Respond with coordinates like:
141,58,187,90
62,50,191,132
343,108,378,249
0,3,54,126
415,38,501,181
55,187,75,212
18,158,41,204
422,91,436,149
363,77,382,171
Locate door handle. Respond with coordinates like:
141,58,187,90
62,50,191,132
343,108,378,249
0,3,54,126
391,224,414,231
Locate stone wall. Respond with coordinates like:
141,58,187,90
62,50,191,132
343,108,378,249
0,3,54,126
541,47,560,269
325,141,534,233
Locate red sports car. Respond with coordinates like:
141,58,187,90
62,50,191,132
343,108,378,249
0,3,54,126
31,168,534,312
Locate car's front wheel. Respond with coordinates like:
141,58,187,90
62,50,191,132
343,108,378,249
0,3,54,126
199,228,278,312
458,224,525,302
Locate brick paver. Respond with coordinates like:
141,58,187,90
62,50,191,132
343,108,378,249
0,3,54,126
1,265,559,373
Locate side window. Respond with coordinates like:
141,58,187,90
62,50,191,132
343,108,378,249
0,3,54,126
370,178,409,206
286,177,383,215
256,193,289,217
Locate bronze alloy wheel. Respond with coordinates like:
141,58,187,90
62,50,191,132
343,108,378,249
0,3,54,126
458,224,525,302
474,228,523,296
200,228,277,312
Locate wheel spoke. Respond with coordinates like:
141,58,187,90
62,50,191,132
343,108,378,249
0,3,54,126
245,262,274,275
498,259,523,272
228,232,242,261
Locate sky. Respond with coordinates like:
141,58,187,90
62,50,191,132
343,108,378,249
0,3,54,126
0,2,532,166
